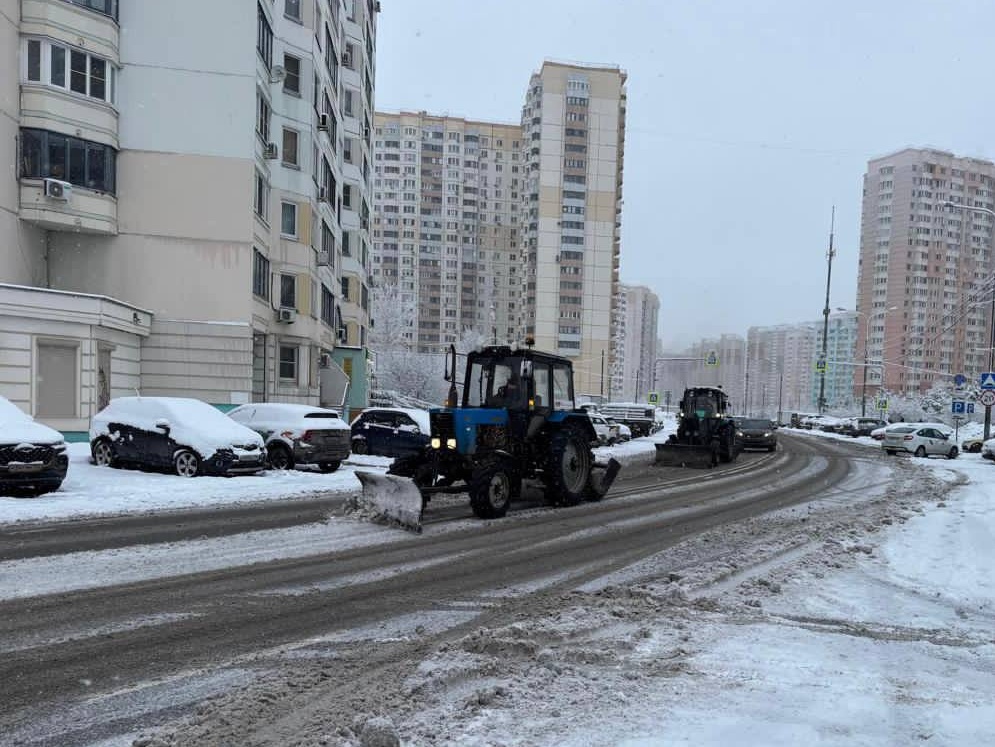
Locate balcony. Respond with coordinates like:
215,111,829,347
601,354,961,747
21,0,120,61
21,87,119,148
20,180,117,234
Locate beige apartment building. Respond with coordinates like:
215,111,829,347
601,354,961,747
372,112,522,353
0,0,377,434
856,148,995,397
520,61,627,395
746,323,819,416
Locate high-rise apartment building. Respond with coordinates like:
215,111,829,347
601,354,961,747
747,323,819,417
520,61,627,395
856,148,995,398
371,112,522,353
653,334,745,412
812,311,858,411
0,0,376,432
612,284,659,401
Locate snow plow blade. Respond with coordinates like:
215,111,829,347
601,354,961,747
352,471,424,533
654,443,716,469
588,457,622,499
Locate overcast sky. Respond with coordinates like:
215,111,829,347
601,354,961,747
374,0,995,350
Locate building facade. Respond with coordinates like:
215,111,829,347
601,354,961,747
371,112,522,353
520,61,627,395
746,323,819,418
811,311,858,411
856,148,995,399
612,284,659,401
0,0,376,432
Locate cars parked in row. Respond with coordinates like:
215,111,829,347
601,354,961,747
838,417,888,437
0,396,69,496
588,412,621,445
882,423,958,459
90,397,267,477
350,407,431,458
962,435,985,453
229,403,350,472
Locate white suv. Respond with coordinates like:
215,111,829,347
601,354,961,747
882,423,958,459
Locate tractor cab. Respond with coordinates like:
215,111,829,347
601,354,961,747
461,345,576,414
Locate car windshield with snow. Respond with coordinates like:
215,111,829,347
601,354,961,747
0,396,69,496
90,397,266,477
228,403,350,472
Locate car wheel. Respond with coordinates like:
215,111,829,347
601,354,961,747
351,438,368,455
885,449,897,455
92,438,117,468
768,445,776,452
947,446,959,460
318,461,341,473
267,444,294,470
971,443,983,453
173,449,201,477
914,445,927,458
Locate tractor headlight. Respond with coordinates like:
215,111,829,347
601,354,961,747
763,432,771,437
446,437,457,449
736,431,744,437
431,437,441,449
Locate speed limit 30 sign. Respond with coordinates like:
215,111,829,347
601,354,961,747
980,390,995,407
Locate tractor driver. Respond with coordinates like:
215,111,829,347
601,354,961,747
488,365,525,409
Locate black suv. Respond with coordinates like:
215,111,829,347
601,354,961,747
0,397,69,496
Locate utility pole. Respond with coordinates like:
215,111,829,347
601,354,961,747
818,206,835,415
600,348,605,401
777,370,784,425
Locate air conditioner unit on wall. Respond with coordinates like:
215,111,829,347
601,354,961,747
316,250,331,266
277,308,297,323
263,142,278,159
44,178,71,201
337,326,347,342
318,353,331,368
269,65,286,84
318,113,330,131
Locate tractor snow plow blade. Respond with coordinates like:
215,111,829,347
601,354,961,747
588,457,622,498
655,443,716,469
351,471,424,533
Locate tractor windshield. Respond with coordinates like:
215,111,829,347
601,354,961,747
464,356,526,409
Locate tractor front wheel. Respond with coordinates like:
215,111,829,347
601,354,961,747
546,428,592,506
469,458,512,519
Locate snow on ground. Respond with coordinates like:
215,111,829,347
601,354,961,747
300,440,995,747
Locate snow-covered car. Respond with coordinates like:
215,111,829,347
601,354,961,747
228,403,350,472
0,396,69,496
839,417,887,437
607,418,631,442
882,423,958,459
981,438,995,461
90,397,266,477
350,407,431,458
588,412,620,445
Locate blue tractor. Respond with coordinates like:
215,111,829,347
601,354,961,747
381,342,622,522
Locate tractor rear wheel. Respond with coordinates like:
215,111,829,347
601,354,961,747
546,428,592,506
469,457,512,519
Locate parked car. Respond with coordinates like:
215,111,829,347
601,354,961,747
882,423,958,459
228,403,350,472
350,407,431,458
607,417,632,442
90,397,266,477
588,412,620,445
981,438,995,461
0,396,69,496
962,435,985,453
734,417,778,452
839,417,888,437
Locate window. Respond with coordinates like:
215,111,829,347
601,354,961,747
257,3,273,69
36,342,77,418
66,0,118,18
282,127,299,166
26,40,41,81
283,54,301,94
254,170,269,220
257,92,271,142
20,128,116,193
321,285,335,325
343,88,354,117
343,184,353,209
280,274,297,308
252,249,270,299
341,276,350,300
342,231,352,256
344,137,354,163
50,45,66,87
285,0,301,21
324,26,338,86
279,345,298,381
322,220,335,262
281,201,298,237
344,42,356,69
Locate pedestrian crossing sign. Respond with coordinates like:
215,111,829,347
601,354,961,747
981,372,995,390
705,350,718,367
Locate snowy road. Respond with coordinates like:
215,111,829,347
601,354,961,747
0,433,880,746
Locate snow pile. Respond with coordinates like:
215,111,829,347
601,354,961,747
0,396,65,445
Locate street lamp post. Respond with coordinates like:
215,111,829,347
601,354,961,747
945,201,995,438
